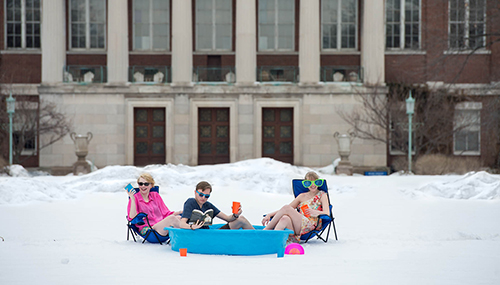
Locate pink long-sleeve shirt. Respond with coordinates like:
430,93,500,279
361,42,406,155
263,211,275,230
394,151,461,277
127,192,174,231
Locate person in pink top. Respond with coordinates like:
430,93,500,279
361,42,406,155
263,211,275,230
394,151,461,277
127,173,182,236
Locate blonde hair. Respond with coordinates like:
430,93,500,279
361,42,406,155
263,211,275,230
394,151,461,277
305,171,319,180
137,173,155,186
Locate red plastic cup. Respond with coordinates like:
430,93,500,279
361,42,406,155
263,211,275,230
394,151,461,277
300,204,310,217
179,248,187,257
232,201,240,214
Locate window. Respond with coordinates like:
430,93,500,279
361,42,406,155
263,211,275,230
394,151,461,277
5,0,41,49
321,0,357,50
13,100,38,156
133,0,170,50
454,102,481,154
388,115,416,155
70,0,106,49
258,0,294,51
195,0,232,51
13,130,37,155
449,0,486,50
386,0,420,49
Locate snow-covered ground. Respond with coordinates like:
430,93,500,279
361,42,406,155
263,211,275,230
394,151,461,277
1,158,499,285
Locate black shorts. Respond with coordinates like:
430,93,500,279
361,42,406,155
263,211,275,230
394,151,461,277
219,223,231,230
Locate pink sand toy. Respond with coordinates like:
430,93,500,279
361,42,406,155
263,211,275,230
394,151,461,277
285,243,304,255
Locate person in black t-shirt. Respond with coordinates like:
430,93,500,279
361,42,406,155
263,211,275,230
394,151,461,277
179,181,254,230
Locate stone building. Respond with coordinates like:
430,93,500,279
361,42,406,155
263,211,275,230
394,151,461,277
0,0,499,173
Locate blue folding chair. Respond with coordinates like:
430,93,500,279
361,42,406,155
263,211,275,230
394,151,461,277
126,186,170,245
292,179,338,242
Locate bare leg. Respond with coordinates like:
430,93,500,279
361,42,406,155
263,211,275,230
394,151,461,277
265,205,304,235
275,215,293,231
228,215,255,229
153,215,181,235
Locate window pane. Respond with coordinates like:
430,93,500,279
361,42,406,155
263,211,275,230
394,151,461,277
6,0,22,48
196,0,231,51
259,0,275,24
259,0,294,51
263,142,275,154
71,0,105,49
341,0,356,22
71,0,86,48
468,131,479,151
216,142,228,155
323,0,356,50
196,0,213,50
197,25,212,49
215,24,231,50
469,24,484,49
152,142,165,154
89,0,105,22
263,126,275,138
153,0,169,10
278,24,293,49
280,142,292,155
322,0,338,23
200,142,211,154
259,24,275,50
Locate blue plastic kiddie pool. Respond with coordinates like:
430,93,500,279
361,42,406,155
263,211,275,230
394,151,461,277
165,224,293,257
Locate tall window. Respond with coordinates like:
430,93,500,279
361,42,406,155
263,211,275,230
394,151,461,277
5,0,41,49
133,0,170,50
449,0,486,50
195,0,232,51
386,0,420,49
258,0,294,51
321,0,357,50
70,0,106,49
454,103,481,154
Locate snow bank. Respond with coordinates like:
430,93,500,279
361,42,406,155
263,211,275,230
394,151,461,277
0,158,311,204
415,171,500,199
0,177,79,204
2,160,499,205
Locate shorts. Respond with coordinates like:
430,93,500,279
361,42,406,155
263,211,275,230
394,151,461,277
219,223,231,230
140,226,151,235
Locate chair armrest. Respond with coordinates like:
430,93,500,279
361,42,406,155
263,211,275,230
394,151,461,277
130,213,147,226
317,214,332,223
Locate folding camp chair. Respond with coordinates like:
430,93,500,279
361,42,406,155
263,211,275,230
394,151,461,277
126,186,170,245
292,179,338,242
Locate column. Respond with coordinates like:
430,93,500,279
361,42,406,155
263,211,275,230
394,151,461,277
299,0,320,85
41,0,65,84
107,0,129,84
361,0,385,85
235,0,256,85
171,0,193,85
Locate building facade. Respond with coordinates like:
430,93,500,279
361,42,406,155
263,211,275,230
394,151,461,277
0,0,499,172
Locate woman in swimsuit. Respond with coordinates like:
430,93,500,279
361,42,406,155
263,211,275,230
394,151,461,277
262,171,330,242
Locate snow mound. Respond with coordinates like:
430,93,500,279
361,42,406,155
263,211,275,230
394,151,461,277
416,171,500,199
0,158,316,204
0,177,79,204
8,165,31,177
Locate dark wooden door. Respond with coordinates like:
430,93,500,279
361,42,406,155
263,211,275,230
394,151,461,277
198,108,230,165
262,108,294,164
134,108,166,166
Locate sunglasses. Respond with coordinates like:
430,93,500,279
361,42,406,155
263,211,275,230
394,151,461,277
302,179,324,188
196,190,210,199
138,182,150,186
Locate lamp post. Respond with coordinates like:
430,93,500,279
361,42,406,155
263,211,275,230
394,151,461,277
406,91,415,173
6,92,16,165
